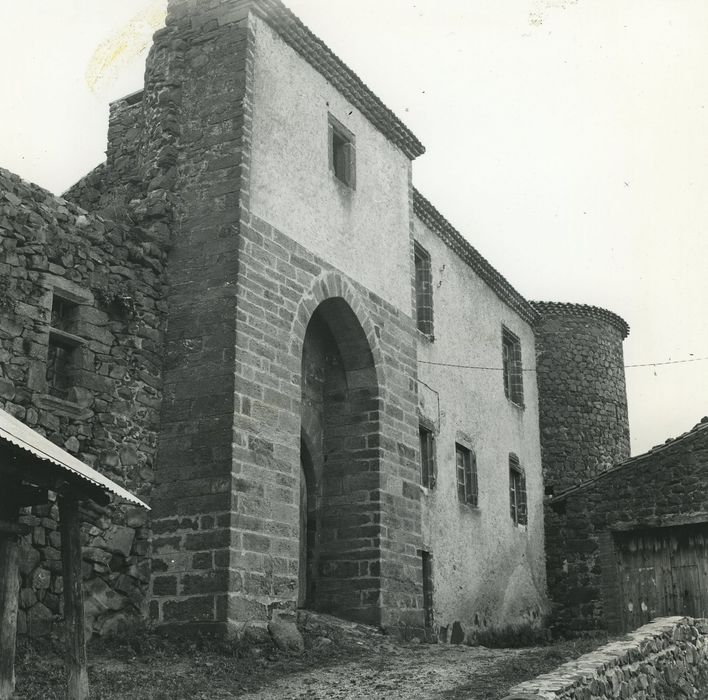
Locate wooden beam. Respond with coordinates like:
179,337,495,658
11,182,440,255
59,495,89,700
0,502,20,700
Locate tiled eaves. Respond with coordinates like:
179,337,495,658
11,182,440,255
251,0,425,160
531,300,630,339
412,188,539,326
550,417,708,503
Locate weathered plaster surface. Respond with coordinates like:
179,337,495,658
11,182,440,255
413,214,548,639
249,15,412,312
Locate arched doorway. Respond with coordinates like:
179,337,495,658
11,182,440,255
300,297,380,623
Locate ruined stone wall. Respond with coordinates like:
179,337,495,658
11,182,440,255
532,302,630,495
545,420,708,632
504,617,708,700
0,167,167,637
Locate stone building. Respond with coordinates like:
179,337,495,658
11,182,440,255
0,168,166,637
1,0,634,641
545,418,708,633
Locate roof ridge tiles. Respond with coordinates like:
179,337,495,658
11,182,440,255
530,300,630,338
412,187,538,325
551,417,708,502
251,0,425,159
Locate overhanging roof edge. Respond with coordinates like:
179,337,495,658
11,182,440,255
0,409,149,510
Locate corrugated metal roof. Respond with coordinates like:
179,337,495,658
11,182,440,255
0,408,149,509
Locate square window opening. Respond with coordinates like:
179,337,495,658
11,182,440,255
456,443,478,507
328,115,356,188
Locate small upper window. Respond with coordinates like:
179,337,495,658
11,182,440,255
502,327,524,407
456,443,478,507
328,114,356,188
414,243,433,337
419,425,436,489
509,454,527,526
46,293,84,401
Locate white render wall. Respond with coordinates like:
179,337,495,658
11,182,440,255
249,14,413,313
249,9,547,638
413,213,548,637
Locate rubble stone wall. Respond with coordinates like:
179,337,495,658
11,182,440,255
532,303,630,496
545,421,708,632
503,617,708,700
0,167,168,637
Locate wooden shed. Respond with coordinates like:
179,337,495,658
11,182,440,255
0,408,149,700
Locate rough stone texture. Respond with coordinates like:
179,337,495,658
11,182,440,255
7,0,643,643
545,419,708,632
532,302,630,495
0,167,168,636
268,618,304,653
503,617,708,700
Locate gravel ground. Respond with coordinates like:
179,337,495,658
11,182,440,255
13,617,607,700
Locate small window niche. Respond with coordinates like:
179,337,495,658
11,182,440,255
46,293,85,402
414,242,434,338
456,443,478,508
502,326,524,407
419,424,436,489
509,453,528,527
328,114,356,189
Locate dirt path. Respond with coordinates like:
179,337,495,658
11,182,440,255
237,643,539,700
15,616,605,699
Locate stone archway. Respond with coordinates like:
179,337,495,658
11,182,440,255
300,296,381,623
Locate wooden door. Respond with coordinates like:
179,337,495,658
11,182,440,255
616,524,708,631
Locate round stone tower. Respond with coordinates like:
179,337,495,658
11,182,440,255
531,302,630,495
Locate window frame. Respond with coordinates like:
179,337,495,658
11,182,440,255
502,326,524,407
455,443,478,508
419,424,436,489
414,242,434,338
328,114,356,189
509,453,528,527
45,292,86,401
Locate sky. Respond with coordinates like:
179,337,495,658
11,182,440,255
1,0,706,456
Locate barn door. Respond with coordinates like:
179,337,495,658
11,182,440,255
616,524,708,631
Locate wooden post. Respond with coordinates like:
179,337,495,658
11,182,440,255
59,494,89,700
0,503,20,700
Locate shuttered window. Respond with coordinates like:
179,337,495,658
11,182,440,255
456,444,477,507
509,453,527,526
414,243,433,337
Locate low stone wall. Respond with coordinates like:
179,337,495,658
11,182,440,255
502,617,708,700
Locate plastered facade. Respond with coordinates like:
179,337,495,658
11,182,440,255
249,15,412,311
413,213,547,638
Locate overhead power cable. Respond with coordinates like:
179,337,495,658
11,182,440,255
417,355,708,372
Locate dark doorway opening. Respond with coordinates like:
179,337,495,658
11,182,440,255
299,297,381,624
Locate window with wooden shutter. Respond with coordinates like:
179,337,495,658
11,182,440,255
328,114,356,189
502,326,524,407
509,453,527,526
414,243,433,337
456,443,477,507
